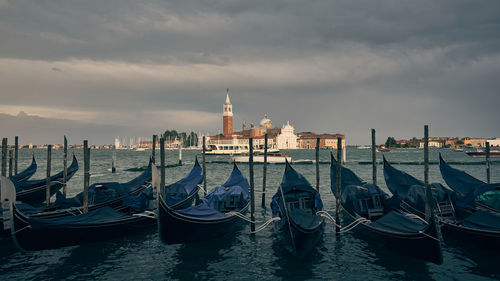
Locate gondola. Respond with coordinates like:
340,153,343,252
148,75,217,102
10,203,156,251
15,155,79,205
332,155,443,264
439,154,500,213
8,158,205,250
271,160,324,258
384,156,500,250
158,163,249,244
31,158,154,219
11,155,37,182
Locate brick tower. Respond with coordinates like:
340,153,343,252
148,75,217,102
223,89,233,136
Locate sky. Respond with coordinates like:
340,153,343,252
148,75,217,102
0,0,499,145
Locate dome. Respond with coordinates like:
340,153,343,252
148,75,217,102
259,114,272,128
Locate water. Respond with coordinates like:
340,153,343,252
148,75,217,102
1,148,499,280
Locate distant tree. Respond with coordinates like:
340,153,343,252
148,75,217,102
456,140,464,145
385,137,397,148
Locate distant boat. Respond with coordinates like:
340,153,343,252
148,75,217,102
232,152,291,164
453,148,464,152
466,149,500,157
357,145,371,149
377,148,391,152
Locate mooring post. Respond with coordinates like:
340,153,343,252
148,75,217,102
152,135,157,164
178,146,182,165
46,145,52,207
249,138,256,233
424,125,430,221
261,134,268,208
371,129,377,185
316,137,320,191
112,144,116,173
9,150,13,178
202,136,207,196
1,138,7,177
486,141,490,184
63,136,68,198
336,137,342,234
83,140,90,213
14,136,18,176
160,138,165,200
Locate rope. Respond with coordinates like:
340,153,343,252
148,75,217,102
13,225,31,234
316,210,370,233
226,211,282,234
251,217,281,234
418,230,440,242
132,213,155,218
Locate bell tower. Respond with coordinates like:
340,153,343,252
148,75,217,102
223,89,233,136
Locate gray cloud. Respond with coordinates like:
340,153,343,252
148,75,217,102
0,0,499,144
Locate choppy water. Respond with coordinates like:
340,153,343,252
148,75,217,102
1,148,499,280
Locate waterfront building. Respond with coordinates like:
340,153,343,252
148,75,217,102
276,121,298,149
297,133,345,149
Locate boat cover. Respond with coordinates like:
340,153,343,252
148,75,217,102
11,156,37,182
122,187,154,212
370,210,427,233
175,165,249,220
28,206,130,229
478,190,500,210
55,160,152,209
14,155,79,191
462,209,500,232
271,161,323,215
164,159,203,206
403,183,456,213
290,209,324,230
340,183,393,215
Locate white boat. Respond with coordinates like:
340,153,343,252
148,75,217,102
357,145,371,149
232,152,291,163
206,143,279,155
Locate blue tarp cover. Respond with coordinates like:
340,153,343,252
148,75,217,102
371,210,428,233
55,160,152,208
290,209,324,230
174,165,249,220
462,209,500,232
164,160,203,206
28,206,130,229
271,162,323,217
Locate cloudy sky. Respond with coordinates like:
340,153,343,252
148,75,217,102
0,0,499,145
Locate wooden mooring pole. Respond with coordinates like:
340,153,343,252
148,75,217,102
249,138,256,233
486,141,490,184
112,145,116,173
202,136,207,196
83,141,90,213
1,138,7,177
316,137,320,191
152,135,157,164
371,129,377,185
46,145,52,208
178,146,182,165
9,150,13,178
424,125,430,221
261,134,268,208
14,136,18,176
160,138,166,200
336,137,342,235
63,136,68,198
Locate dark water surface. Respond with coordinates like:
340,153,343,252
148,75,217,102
1,148,499,280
